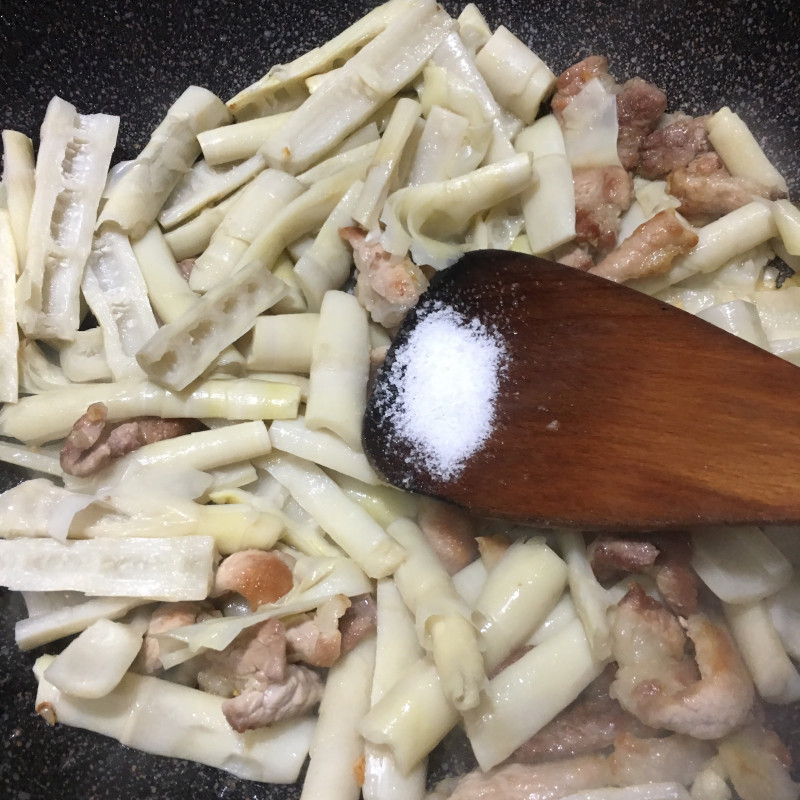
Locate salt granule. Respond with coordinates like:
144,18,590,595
387,305,506,481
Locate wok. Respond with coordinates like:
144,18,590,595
1,0,799,797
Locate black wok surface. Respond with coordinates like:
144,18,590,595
1,0,799,798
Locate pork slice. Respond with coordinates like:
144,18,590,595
610,584,754,739
667,151,779,223
340,225,429,327
446,755,613,800
285,594,350,667
60,401,203,476
589,208,698,283
552,55,612,121
338,592,377,654
138,601,219,673
222,663,324,732
573,165,634,255
554,241,596,271
511,665,658,763
651,533,698,617
638,114,712,179
588,536,660,582
417,497,479,575
616,77,668,171
197,618,288,698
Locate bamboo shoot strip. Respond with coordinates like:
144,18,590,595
98,86,231,239
293,181,363,311
0,378,300,445
136,261,287,391
387,518,484,711
157,154,266,231
353,96,421,231
558,529,613,661
707,107,788,195
139,164,366,391
0,211,19,402
300,636,376,800
198,113,293,165
269,416,381,485
190,169,305,293
628,202,777,294
33,655,315,784
516,115,576,254
473,26,555,125
124,420,273,472
360,538,566,772
131,224,247,372
162,188,242,261
464,618,607,770
16,97,119,340
16,596,149,651
305,291,370,450
363,578,426,800
1,129,35,266
82,231,159,381
227,0,417,120
243,314,319,373
723,599,800,704
0,536,216,601
261,0,454,174
259,452,405,579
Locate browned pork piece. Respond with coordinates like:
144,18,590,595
338,592,377,654
285,592,377,666
417,497,479,575
587,533,698,616
443,731,714,799
667,151,780,223
213,549,294,611
588,537,660,580
340,225,429,327
718,724,800,800
610,584,754,739
571,165,634,257
551,55,613,121
60,401,203,476
638,114,713,179
445,754,614,800
138,600,220,673
589,208,698,282
615,77,668,170
511,666,657,763
285,594,350,668
197,618,324,732
553,56,666,172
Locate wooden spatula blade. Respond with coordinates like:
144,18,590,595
363,250,800,530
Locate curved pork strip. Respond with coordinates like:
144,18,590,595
610,584,754,739
589,208,698,283
60,401,203,476
667,151,780,223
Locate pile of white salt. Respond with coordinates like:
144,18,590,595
384,304,507,481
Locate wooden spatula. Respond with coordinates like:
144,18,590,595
363,250,800,531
